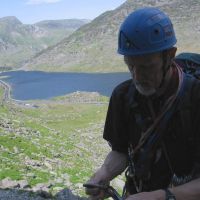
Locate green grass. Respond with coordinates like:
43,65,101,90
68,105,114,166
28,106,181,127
0,87,4,97
0,134,40,156
27,169,52,186
22,104,107,132
0,104,9,114
0,168,23,180
0,97,110,195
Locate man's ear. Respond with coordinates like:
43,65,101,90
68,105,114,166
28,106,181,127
168,47,177,59
162,47,177,68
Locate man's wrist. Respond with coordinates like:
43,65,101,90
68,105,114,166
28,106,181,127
163,188,176,200
91,167,111,183
155,189,166,200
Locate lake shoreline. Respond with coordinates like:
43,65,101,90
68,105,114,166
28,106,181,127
0,79,109,109
0,79,37,108
0,71,130,101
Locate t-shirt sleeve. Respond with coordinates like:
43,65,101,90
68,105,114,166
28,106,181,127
103,86,129,154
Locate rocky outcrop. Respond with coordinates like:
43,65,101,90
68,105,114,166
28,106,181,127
0,97,109,200
0,187,88,200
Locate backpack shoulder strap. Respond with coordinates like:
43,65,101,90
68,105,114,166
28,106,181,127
177,74,197,140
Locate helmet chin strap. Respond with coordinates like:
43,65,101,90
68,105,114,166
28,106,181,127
160,51,170,87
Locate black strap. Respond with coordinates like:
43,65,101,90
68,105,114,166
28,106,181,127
161,74,196,177
163,188,176,200
127,73,196,181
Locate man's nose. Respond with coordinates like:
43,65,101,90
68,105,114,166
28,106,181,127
134,68,149,80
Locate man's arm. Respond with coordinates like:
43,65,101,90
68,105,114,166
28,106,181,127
125,178,200,200
85,150,128,200
170,177,200,200
88,150,128,183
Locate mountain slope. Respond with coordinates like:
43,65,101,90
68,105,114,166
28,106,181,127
35,19,90,30
0,17,89,69
23,0,200,72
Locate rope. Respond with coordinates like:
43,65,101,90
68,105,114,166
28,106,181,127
132,62,184,156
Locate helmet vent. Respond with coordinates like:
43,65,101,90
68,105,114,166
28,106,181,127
117,8,177,55
119,31,140,50
154,29,160,34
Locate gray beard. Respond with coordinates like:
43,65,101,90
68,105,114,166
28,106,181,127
135,83,156,96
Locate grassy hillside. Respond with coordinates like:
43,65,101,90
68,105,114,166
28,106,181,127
22,0,200,72
0,17,89,69
0,89,110,196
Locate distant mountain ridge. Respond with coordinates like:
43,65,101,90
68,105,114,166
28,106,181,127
35,19,90,30
0,17,90,68
22,0,200,72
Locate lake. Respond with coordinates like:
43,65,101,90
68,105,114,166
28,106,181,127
0,71,131,100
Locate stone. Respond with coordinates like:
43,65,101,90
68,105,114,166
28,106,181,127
18,180,30,189
13,146,19,154
0,178,18,189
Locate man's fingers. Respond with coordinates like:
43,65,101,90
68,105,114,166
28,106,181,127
88,190,107,200
84,179,110,199
85,187,100,196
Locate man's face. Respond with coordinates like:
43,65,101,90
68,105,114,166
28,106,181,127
124,52,164,96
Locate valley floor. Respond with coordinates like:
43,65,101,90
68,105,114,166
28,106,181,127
0,86,118,199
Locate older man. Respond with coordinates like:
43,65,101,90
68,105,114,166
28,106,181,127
85,7,200,200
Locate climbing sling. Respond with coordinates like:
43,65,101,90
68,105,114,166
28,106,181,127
124,62,194,194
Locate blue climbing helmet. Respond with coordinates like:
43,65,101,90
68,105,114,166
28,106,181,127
118,7,177,56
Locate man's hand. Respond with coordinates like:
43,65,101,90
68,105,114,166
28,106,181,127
85,150,128,200
85,185,109,200
84,165,110,200
125,190,165,200
84,177,110,200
